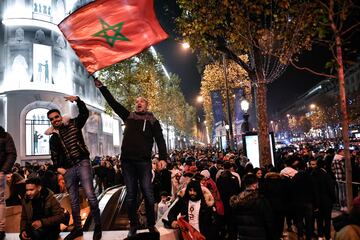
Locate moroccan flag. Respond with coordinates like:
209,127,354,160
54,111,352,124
58,0,168,74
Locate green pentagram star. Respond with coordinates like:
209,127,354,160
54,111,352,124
92,18,130,47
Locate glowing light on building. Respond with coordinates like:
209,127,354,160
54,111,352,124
2,19,62,34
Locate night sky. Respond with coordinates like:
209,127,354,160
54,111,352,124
154,0,357,114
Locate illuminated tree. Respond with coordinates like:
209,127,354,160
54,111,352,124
98,51,162,111
200,56,251,140
176,0,319,166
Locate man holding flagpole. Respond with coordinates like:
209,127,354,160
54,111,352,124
58,0,168,236
94,79,167,237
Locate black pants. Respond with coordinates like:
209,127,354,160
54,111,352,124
316,206,332,240
294,204,313,240
20,228,59,240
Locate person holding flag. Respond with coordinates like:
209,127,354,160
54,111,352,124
94,79,167,237
58,0,168,236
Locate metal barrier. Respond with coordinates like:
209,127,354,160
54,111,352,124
335,180,360,208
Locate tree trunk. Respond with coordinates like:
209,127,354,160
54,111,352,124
335,32,353,210
329,0,353,209
255,81,272,167
252,47,272,167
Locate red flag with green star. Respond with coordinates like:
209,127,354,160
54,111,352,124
58,0,168,74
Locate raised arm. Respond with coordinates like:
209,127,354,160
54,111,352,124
94,79,130,121
64,96,89,128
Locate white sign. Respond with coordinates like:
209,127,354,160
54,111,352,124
244,134,274,168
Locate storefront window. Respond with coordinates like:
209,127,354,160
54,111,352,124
26,108,51,155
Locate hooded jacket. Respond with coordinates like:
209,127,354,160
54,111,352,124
0,126,17,173
168,184,217,240
20,188,66,236
99,86,167,161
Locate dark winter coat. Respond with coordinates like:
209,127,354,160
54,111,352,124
20,188,66,236
216,170,241,213
291,170,317,207
230,189,275,240
99,86,167,162
311,168,335,209
262,172,286,214
45,98,90,169
0,127,17,173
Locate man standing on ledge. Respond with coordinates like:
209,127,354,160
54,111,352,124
45,96,102,240
95,79,167,237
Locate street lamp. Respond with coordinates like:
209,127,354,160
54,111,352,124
204,120,210,144
241,99,250,132
270,120,275,133
181,42,190,49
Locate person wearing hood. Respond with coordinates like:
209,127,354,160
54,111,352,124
19,177,66,240
94,79,167,237
46,96,101,240
167,179,218,240
230,173,274,240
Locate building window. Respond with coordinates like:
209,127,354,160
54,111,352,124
26,108,51,156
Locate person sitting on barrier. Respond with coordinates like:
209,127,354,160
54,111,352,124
19,177,66,240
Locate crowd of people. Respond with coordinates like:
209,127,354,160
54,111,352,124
1,79,360,240
2,132,360,240
153,145,360,240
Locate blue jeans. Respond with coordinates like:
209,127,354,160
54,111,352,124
122,160,155,228
64,159,101,229
0,172,5,231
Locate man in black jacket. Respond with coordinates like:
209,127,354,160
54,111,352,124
230,173,274,240
310,158,335,240
94,79,167,237
0,125,17,240
46,96,101,240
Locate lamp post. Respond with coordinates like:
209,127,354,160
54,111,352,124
241,99,250,132
204,120,210,145
225,124,230,149
270,120,275,133
222,53,235,151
